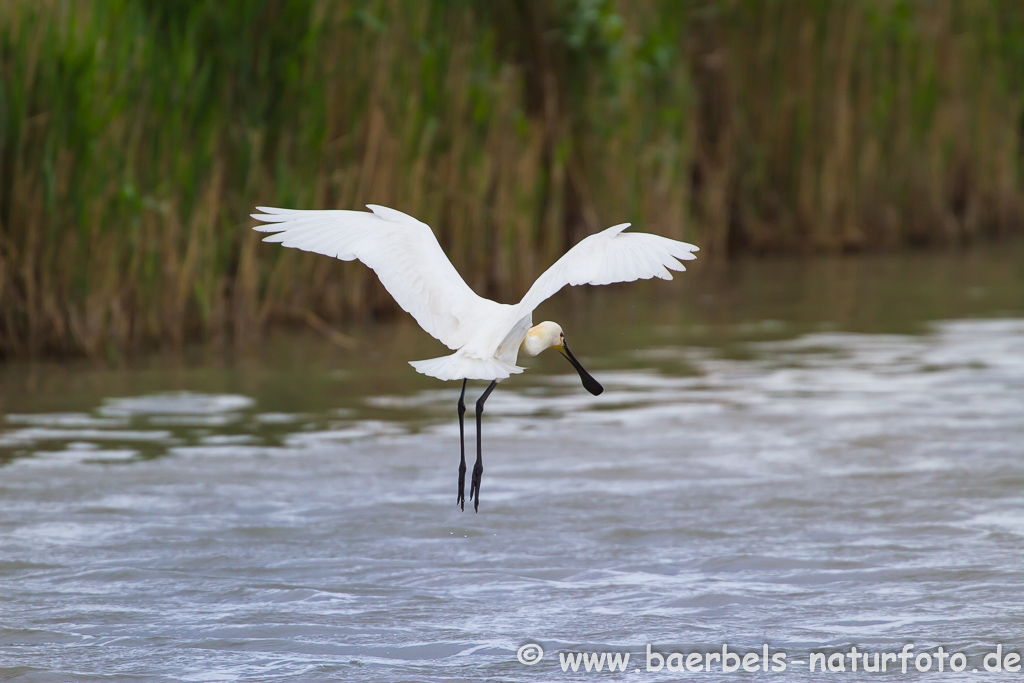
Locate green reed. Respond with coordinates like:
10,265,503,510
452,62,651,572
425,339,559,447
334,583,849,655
1,0,1022,357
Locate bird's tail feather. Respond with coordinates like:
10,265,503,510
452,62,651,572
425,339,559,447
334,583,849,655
409,352,523,381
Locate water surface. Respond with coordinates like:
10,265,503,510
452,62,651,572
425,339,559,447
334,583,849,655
1,244,1023,681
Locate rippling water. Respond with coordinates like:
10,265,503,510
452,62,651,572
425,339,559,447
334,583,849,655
2,247,1023,681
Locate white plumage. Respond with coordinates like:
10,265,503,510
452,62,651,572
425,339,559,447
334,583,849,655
252,204,698,381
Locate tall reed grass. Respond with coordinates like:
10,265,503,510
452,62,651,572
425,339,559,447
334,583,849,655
2,0,1022,358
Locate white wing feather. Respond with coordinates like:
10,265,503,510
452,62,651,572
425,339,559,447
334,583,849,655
252,205,489,350
516,224,698,315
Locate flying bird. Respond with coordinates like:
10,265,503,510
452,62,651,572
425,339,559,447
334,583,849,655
252,205,698,511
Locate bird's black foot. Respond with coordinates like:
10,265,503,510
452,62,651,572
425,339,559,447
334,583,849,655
457,458,467,511
469,459,483,512
456,378,468,511
470,379,497,513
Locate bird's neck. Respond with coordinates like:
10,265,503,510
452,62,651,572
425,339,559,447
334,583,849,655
520,331,548,357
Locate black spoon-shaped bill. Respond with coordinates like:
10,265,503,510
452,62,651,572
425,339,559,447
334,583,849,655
559,339,604,396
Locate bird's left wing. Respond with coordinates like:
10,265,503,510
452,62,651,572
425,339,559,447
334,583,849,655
516,224,698,315
252,205,487,350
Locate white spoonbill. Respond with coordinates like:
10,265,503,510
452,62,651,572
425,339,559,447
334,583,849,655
252,205,698,511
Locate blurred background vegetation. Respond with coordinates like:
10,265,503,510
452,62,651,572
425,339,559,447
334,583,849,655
2,0,1023,358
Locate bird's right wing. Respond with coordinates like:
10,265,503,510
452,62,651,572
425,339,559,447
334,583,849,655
252,205,486,350
516,224,698,315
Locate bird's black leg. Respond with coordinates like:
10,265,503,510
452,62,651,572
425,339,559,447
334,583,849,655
470,380,498,512
457,379,467,511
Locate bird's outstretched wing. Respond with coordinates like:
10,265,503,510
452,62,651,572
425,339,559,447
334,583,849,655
516,224,698,315
252,205,487,350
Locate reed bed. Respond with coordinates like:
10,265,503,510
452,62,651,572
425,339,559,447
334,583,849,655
2,0,1022,358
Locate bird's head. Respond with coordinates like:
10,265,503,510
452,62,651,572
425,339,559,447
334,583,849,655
523,321,603,396
523,321,564,355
